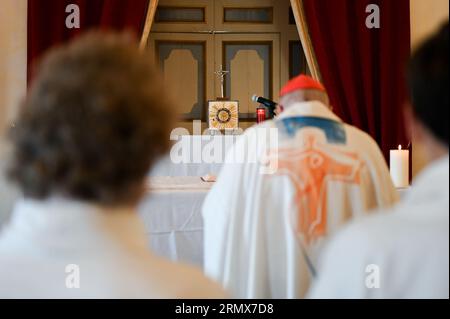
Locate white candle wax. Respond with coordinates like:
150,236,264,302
390,145,410,188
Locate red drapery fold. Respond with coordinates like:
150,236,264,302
302,0,411,159
27,0,150,81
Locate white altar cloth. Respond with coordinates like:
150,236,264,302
138,177,213,267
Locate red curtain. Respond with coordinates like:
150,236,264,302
27,0,150,81
302,0,411,159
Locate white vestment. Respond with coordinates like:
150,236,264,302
309,155,449,299
202,101,398,298
0,198,226,299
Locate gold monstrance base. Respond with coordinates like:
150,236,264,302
208,99,239,131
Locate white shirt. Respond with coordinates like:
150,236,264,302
309,155,449,299
202,101,398,299
0,198,226,299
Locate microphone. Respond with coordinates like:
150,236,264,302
252,95,277,109
252,95,277,117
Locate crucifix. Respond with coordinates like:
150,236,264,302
209,65,239,131
214,65,230,100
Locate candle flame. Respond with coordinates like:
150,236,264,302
398,145,402,150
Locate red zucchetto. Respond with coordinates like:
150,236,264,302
280,74,326,97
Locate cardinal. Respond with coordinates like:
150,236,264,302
202,74,399,299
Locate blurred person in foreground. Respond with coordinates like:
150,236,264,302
309,22,449,299
203,73,398,298
0,33,225,299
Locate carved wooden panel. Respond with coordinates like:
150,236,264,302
152,0,214,33
156,6,206,23
224,7,273,24
289,40,309,78
156,41,206,119
226,45,269,117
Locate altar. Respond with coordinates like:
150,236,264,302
139,173,412,268
138,177,213,267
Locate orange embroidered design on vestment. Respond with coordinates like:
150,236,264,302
270,133,364,245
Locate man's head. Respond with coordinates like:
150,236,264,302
277,75,330,114
406,22,449,161
8,32,174,206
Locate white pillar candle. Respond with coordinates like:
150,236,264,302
390,145,410,188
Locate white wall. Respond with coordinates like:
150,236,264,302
0,0,28,138
0,0,27,224
411,0,449,49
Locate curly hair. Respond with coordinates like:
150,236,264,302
8,32,174,205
